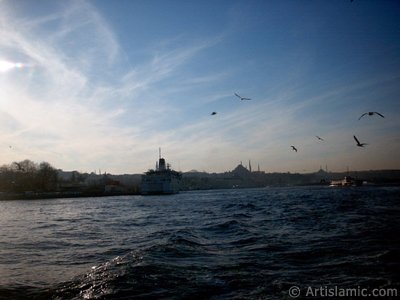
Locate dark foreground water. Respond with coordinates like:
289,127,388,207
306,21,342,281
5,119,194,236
0,186,399,299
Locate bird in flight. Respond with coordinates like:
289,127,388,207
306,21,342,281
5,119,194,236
316,136,324,141
291,145,298,152
234,93,251,101
211,112,217,115
353,135,367,147
358,112,384,120
13,162,25,171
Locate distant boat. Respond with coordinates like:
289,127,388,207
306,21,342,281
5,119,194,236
330,176,363,187
141,149,182,195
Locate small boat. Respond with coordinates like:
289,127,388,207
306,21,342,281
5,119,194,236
141,149,182,195
330,176,363,187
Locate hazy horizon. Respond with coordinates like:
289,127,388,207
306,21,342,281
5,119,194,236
1,0,400,174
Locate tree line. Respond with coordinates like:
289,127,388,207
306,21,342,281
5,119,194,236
0,159,58,193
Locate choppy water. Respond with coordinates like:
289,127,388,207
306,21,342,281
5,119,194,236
0,186,399,299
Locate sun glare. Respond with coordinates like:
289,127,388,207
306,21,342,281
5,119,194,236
0,59,23,72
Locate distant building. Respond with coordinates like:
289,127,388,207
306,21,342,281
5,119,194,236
104,179,126,193
232,164,251,178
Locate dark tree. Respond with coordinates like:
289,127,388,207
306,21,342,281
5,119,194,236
0,160,59,193
38,162,58,191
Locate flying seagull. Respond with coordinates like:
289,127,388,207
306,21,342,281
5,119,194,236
353,135,367,147
358,112,384,120
211,112,217,115
13,162,24,171
316,136,324,141
291,145,298,152
234,93,251,101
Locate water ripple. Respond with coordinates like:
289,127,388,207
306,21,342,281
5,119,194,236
0,186,399,299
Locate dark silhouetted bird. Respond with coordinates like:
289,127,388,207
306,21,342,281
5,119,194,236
353,135,367,147
316,136,324,141
358,112,384,120
211,112,217,115
291,145,298,152
13,162,24,171
234,93,251,101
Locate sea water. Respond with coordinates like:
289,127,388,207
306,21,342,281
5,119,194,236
0,186,399,299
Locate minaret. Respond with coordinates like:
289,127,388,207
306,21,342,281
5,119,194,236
248,160,252,172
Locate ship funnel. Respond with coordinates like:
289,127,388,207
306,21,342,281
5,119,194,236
159,158,166,171
158,147,166,170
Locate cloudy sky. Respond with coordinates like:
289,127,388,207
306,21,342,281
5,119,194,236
1,0,399,174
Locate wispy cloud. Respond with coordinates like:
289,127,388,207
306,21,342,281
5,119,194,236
0,1,123,169
0,0,225,173
1,0,398,173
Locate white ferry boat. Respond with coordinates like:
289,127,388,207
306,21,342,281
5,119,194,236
141,149,182,195
330,176,363,187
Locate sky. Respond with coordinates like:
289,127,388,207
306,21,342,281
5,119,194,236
1,0,399,174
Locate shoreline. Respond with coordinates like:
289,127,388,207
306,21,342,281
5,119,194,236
0,191,140,201
1,182,400,201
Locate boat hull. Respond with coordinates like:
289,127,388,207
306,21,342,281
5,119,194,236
330,176,363,187
141,171,181,195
